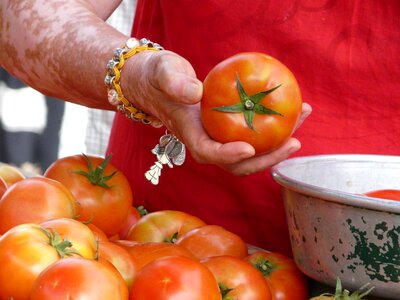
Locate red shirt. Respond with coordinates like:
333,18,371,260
108,0,400,256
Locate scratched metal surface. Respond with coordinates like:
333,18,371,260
272,154,400,299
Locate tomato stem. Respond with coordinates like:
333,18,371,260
74,153,116,189
219,282,234,299
212,73,283,131
42,228,82,258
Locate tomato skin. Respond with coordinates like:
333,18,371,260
0,224,78,299
0,162,25,187
201,52,302,154
364,189,400,201
87,222,109,242
118,206,142,240
126,210,206,243
202,255,272,300
98,241,137,291
30,257,129,299
40,218,98,259
0,177,7,199
44,154,133,237
246,251,309,300
130,256,221,300
0,176,77,234
117,241,195,272
176,224,248,260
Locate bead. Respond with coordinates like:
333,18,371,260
126,38,140,49
104,75,115,87
107,89,120,105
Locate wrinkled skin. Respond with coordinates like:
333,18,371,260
0,0,311,176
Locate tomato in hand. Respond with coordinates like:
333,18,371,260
202,255,272,299
363,189,400,201
176,224,248,260
30,257,129,299
246,251,309,300
0,176,78,234
44,154,133,237
201,52,302,154
126,210,206,243
130,256,221,300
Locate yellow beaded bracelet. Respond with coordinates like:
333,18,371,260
104,38,163,128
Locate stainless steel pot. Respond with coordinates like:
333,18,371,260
271,154,400,299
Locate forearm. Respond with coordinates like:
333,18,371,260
0,0,125,109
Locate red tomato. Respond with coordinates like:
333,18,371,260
117,241,195,272
98,240,137,291
118,206,146,240
40,218,98,259
201,52,302,154
0,177,7,199
44,154,133,237
86,222,109,242
0,162,25,187
0,224,83,299
30,257,129,299
0,176,78,234
130,256,221,300
176,224,248,260
202,255,272,299
126,210,206,243
246,251,309,300
364,189,400,201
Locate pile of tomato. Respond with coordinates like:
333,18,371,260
0,154,311,299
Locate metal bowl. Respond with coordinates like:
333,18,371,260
271,154,400,299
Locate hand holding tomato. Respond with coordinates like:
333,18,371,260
124,51,311,175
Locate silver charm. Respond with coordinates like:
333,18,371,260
145,132,186,185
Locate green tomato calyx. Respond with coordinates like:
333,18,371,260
74,153,116,189
213,73,283,130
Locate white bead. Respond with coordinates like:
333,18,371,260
126,38,140,49
108,89,120,105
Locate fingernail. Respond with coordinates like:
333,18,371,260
184,82,201,100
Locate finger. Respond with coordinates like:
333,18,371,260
295,102,312,130
221,138,301,176
153,52,203,104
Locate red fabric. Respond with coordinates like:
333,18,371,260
108,0,400,256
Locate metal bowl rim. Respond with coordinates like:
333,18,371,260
271,154,400,214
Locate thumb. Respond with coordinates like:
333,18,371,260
155,59,203,104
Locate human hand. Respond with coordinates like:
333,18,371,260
123,50,312,176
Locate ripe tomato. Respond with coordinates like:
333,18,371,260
0,224,83,299
30,257,129,299
126,210,206,243
201,52,302,154
364,189,400,201
40,218,98,259
0,176,78,234
176,224,248,260
86,222,109,242
130,256,221,300
246,251,309,300
44,154,133,237
0,177,7,199
118,206,147,240
202,255,272,299
0,162,25,187
117,241,195,272
98,240,137,291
